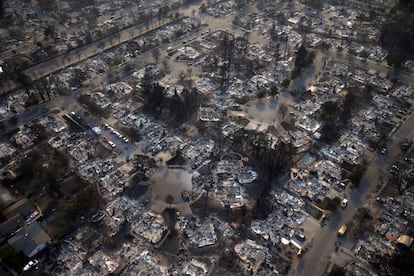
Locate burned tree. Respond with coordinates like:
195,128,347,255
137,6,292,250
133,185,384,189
218,32,235,93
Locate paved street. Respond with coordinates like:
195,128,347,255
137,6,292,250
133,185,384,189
23,18,173,80
2,2,414,274
297,105,414,276
0,1,204,96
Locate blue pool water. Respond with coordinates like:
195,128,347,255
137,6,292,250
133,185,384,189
256,102,266,111
256,98,278,112
268,98,278,110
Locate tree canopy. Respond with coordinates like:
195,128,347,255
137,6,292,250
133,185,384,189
380,250,414,276
142,82,200,123
380,1,414,67
0,0,4,19
292,45,315,78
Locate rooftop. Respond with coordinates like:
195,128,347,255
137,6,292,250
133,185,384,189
8,222,51,258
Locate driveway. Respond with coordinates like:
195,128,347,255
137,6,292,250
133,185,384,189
297,109,414,276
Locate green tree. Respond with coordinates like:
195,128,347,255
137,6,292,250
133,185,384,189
380,2,414,68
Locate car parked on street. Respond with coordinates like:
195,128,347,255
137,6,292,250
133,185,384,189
341,198,348,208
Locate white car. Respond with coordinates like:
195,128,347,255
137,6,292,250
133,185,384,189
341,198,348,208
23,259,39,271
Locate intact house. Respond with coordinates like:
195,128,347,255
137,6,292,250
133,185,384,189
8,223,51,258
